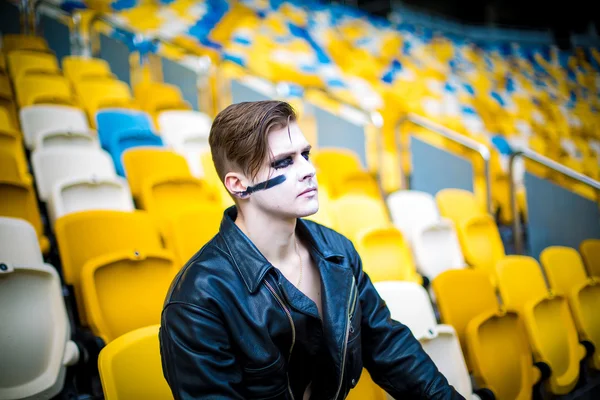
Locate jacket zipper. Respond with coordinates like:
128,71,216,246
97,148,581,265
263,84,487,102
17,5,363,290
333,277,357,399
264,280,296,400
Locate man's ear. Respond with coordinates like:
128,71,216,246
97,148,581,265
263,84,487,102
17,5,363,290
224,172,250,198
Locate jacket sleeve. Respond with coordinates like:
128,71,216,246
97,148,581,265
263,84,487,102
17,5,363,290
351,247,465,400
159,302,245,400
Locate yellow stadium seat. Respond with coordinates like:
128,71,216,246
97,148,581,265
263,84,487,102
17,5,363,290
432,269,498,369
496,256,586,395
140,175,219,231
163,204,222,265
0,74,13,100
133,81,191,116
15,75,75,107
199,151,235,210
1,35,49,53
0,126,27,173
75,79,136,124
122,148,192,202
334,171,383,201
8,50,59,82
355,225,422,284
0,106,16,130
80,248,178,343
329,194,390,243
540,246,600,370
55,210,164,325
580,239,600,277
312,148,364,197
435,188,485,225
98,325,173,400
62,56,114,83
0,99,18,128
346,369,387,400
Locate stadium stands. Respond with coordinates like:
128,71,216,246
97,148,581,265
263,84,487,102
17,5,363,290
1,0,600,397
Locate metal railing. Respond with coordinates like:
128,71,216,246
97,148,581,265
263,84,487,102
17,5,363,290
396,113,493,214
508,149,600,254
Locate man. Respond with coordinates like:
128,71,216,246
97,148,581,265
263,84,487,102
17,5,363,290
159,100,462,399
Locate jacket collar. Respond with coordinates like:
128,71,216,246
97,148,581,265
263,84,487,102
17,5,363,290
218,206,344,293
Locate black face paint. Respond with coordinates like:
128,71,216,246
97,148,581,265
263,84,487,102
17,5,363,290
238,174,286,197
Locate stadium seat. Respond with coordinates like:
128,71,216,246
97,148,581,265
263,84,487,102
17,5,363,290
386,190,441,245
0,123,27,173
48,175,135,227
109,129,164,176
96,109,154,150
199,151,236,210
161,204,222,264
1,34,49,53
20,105,91,150
0,217,43,266
355,225,422,284
412,219,466,280
435,188,485,225
496,256,586,395
80,248,178,343
98,325,173,400
55,210,164,325
133,81,191,116
7,50,60,82
0,150,49,253
31,147,116,201
35,130,99,149
580,239,600,277
62,56,114,83
312,148,365,197
335,171,382,200
432,268,542,400
75,80,137,124
122,148,191,201
15,75,75,108
540,246,600,370
329,194,390,243
157,110,212,177
0,218,79,400
374,281,474,399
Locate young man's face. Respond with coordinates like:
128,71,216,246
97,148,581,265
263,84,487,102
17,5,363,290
246,121,319,219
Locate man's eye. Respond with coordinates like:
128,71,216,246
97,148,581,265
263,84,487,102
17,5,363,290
272,157,293,169
302,151,310,160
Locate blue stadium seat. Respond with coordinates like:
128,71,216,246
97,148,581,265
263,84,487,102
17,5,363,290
96,109,154,150
109,129,163,175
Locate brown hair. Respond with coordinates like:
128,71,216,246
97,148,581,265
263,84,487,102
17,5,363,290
209,100,297,183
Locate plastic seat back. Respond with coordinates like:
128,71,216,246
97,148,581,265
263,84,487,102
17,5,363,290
55,210,163,324
374,281,437,338
580,239,600,277
432,269,499,367
386,190,440,244
164,205,222,264
0,217,43,266
200,151,235,209
36,130,98,149
356,226,421,284
62,56,113,83
336,171,382,201
76,80,135,121
375,280,473,399
497,256,584,395
436,188,484,226
2,35,49,53
141,176,219,226
157,110,212,148
96,109,154,150
330,194,390,243
541,246,600,370
20,105,90,149
459,215,505,285
122,148,191,200
413,219,465,280
16,75,74,107
49,176,135,226
32,147,116,201
8,50,59,81
313,148,364,197
110,130,164,175
98,325,173,400
81,249,178,343
0,263,77,400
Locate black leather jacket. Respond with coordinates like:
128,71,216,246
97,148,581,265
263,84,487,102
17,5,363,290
159,207,463,399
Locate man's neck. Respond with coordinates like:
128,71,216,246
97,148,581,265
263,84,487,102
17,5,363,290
235,207,299,267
